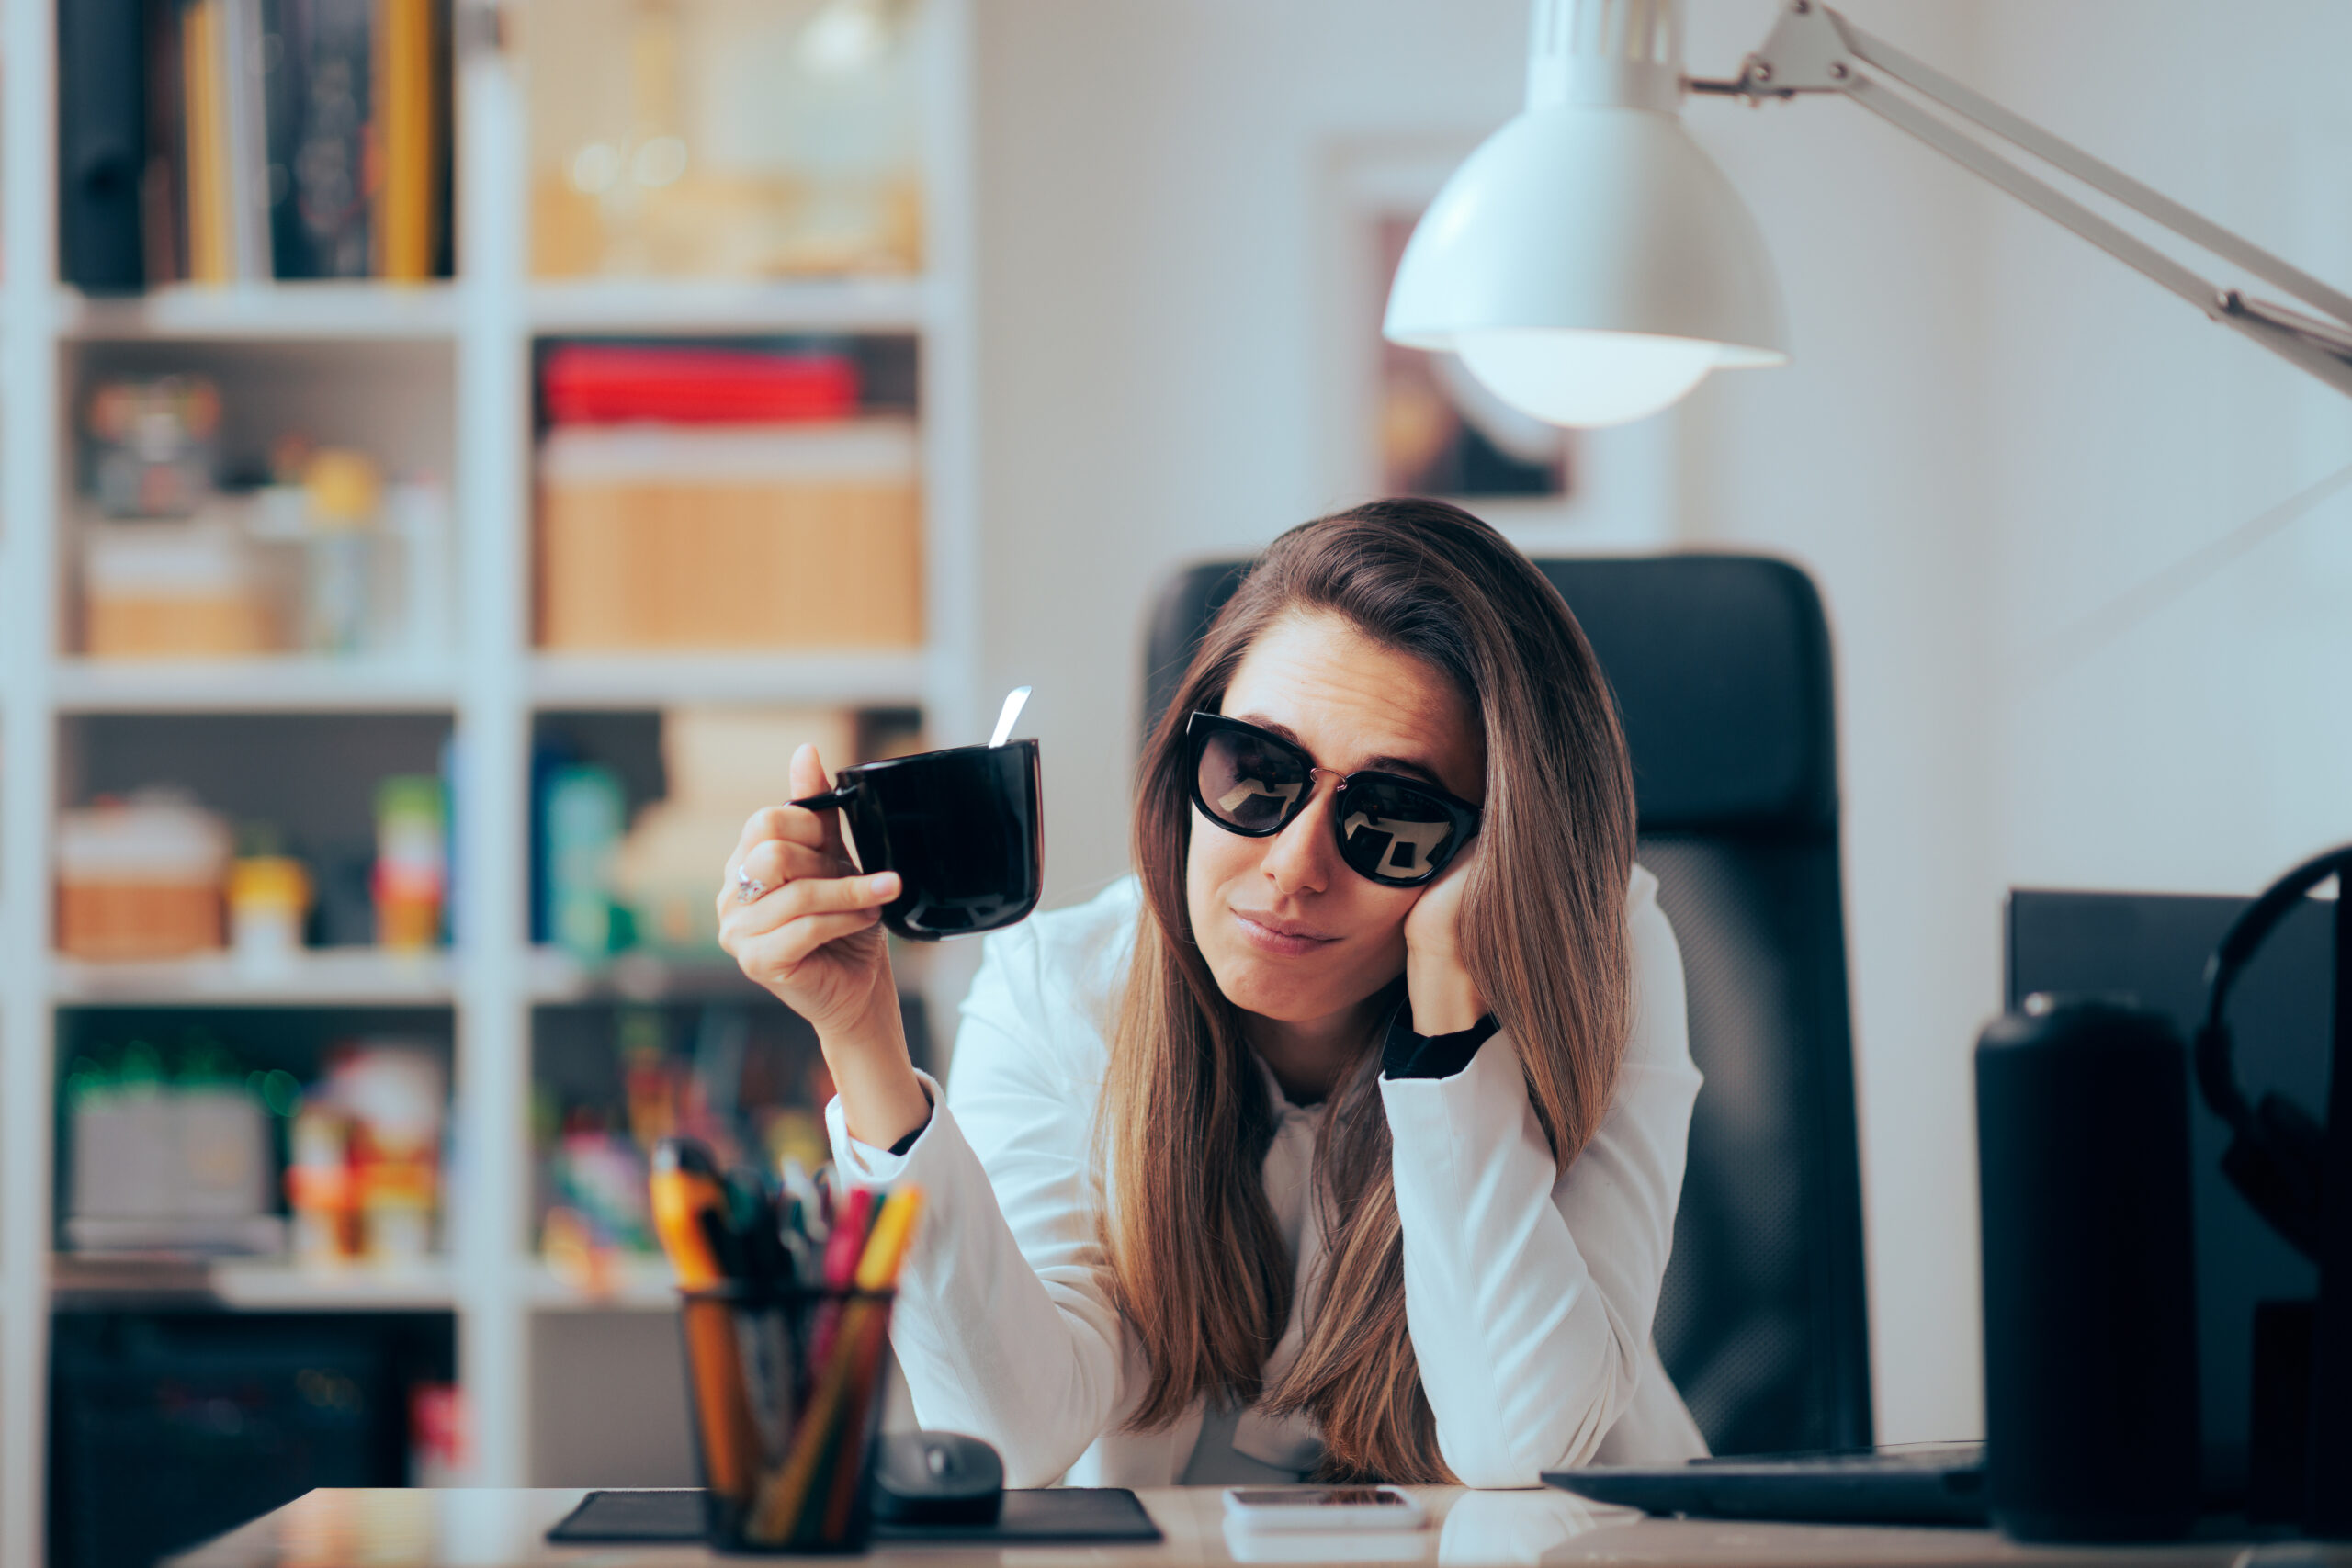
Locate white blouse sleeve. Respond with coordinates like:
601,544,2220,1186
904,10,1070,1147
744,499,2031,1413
1379,864,1702,1485
823,922,1132,1487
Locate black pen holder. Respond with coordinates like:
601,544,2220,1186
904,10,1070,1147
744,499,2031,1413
677,1284,897,1553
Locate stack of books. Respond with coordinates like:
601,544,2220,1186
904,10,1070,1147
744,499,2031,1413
62,0,453,292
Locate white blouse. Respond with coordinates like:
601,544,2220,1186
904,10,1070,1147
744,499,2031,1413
825,865,1708,1488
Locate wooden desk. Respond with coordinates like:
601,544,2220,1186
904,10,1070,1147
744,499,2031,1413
166,1487,2330,1568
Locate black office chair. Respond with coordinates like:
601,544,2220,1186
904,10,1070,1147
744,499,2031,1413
1142,553,1871,1459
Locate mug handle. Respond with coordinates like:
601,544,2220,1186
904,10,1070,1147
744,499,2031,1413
788,783,858,812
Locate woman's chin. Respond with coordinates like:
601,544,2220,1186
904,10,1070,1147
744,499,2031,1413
1205,953,1351,1026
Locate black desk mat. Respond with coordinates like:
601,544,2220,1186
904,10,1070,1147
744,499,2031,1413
548,1487,1162,1546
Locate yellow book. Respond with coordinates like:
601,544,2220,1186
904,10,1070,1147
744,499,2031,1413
374,0,435,281
180,0,230,285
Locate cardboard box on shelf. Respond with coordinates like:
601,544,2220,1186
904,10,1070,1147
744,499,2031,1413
536,419,922,650
81,517,282,658
57,793,232,960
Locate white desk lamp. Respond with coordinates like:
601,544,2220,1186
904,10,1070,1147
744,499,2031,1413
1385,0,2352,427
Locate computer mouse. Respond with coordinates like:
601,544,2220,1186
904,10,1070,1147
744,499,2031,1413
872,1429,1005,1526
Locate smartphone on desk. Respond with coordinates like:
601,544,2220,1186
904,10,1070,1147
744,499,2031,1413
1223,1486,1427,1532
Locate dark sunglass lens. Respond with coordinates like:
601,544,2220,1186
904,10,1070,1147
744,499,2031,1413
1337,780,1459,881
1196,729,1309,832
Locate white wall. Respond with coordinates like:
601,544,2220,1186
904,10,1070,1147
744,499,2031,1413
1979,0,2352,897
968,0,2352,1452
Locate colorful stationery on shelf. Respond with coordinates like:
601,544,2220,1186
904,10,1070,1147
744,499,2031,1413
649,1136,924,1549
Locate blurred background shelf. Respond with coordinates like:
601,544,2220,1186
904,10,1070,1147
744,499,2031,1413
526,277,931,335
50,1256,458,1313
51,659,460,715
528,650,929,709
4,0,980,1553
522,1254,676,1313
49,950,459,1008
59,284,464,343
526,946,765,1004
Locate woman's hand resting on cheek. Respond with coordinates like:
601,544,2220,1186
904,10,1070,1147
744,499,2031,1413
1401,834,1488,1035
716,743,933,1148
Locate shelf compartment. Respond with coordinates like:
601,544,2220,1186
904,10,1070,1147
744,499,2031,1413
51,949,458,1007
60,283,463,343
529,649,926,708
52,657,460,715
59,710,457,957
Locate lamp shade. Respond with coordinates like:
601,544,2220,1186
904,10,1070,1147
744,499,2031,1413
1384,0,1787,426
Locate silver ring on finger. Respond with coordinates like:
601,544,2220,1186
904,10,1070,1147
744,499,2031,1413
735,866,769,904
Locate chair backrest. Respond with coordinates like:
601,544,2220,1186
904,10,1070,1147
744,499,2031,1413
1140,552,1872,1458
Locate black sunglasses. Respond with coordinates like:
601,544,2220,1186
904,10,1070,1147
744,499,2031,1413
1183,712,1481,888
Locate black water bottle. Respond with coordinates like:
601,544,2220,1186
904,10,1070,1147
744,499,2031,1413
1976,997,2201,1542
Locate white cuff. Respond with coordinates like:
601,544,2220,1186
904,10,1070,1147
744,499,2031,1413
824,1069,944,1185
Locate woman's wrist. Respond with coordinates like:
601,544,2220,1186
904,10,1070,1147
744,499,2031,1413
1405,949,1487,1036
820,992,931,1151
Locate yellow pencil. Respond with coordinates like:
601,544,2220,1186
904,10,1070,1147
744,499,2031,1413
854,1187,925,1291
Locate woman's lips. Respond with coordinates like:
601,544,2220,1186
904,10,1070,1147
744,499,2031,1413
1231,908,1339,958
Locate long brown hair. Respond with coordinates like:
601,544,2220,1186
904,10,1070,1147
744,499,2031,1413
1097,499,1636,1481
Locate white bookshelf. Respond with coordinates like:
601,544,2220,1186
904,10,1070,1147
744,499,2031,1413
51,1257,462,1314
52,657,464,713
0,2,980,1562
58,282,466,343
47,950,463,1008
528,649,929,709
526,277,933,335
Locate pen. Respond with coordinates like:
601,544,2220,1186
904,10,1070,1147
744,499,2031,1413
808,1188,876,1372
812,1162,838,1231
777,1196,815,1290
778,1157,825,1249
853,1187,923,1292
821,1188,875,1290
820,1188,930,1535
727,1166,793,1287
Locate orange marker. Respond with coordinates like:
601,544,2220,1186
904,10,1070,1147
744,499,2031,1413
650,1138,731,1289
653,1140,759,1502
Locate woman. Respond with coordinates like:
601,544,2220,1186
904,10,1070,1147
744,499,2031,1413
718,499,1704,1488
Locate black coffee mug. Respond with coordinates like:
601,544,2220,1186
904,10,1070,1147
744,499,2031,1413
791,739,1043,942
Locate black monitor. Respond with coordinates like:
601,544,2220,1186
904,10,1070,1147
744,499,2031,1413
2007,888,2333,1501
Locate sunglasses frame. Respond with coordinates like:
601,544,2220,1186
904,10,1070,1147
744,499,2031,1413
1182,711,1482,887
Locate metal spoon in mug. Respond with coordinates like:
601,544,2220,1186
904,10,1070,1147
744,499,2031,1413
789,687,1035,815
989,685,1032,748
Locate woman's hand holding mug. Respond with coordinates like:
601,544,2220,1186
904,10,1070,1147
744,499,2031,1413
718,743,933,1150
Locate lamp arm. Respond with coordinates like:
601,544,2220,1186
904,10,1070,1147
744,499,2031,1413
1690,0,2352,401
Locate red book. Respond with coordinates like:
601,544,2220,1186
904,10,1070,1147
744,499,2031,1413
542,344,861,425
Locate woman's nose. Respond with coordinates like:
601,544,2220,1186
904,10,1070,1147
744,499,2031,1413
1261,776,1338,896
